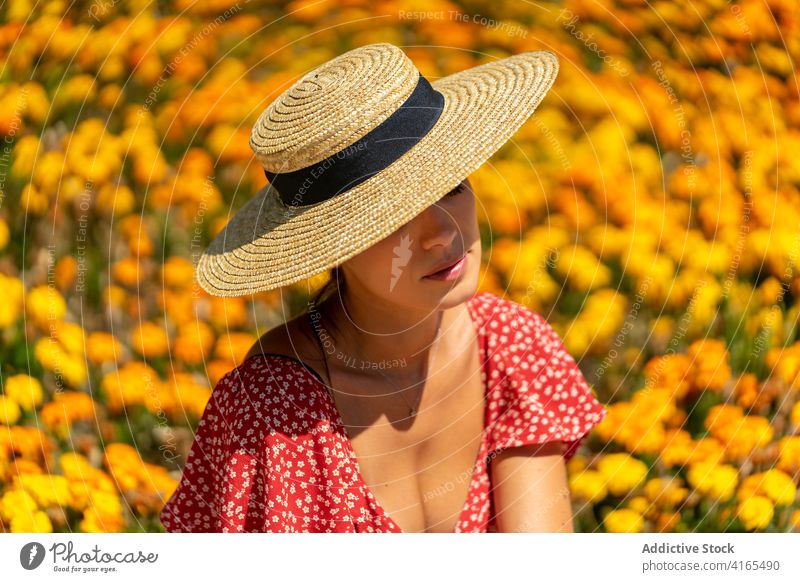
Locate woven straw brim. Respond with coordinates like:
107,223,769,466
196,51,559,297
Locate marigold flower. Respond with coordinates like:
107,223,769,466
687,461,738,502
0,488,39,522
569,470,608,504
11,509,53,533
0,394,21,424
130,321,169,358
604,508,644,533
644,354,693,399
86,331,124,365
738,470,797,507
214,332,257,365
40,392,97,437
173,321,215,366
161,256,195,288
737,495,774,531
15,473,73,509
777,436,800,474
25,285,66,330
3,374,44,411
596,453,648,496
0,273,24,328
689,339,731,391
644,477,689,508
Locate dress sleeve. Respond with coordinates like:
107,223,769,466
488,303,607,462
159,369,259,533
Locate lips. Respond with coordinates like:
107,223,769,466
424,251,467,277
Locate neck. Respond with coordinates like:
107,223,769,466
313,291,447,373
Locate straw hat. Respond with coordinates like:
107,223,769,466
196,42,559,297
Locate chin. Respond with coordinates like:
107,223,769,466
427,272,479,309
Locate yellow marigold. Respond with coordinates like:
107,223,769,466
11,509,53,533
0,395,21,425
733,373,761,408
101,362,161,414
214,332,257,366
15,458,44,475
34,337,66,373
593,401,632,444
104,443,149,492
644,477,689,508
567,455,588,475
687,437,726,465
25,285,66,330
159,289,196,327
40,392,96,437
104,284,127,309
687,461,739,502
627,495,658,520
722,416,774,461
131,321,169,358
738,470,797,507
555,244,612,292
625,420,667,456
705,403,743,437
644,354,693,399
207,359,235,386
0,488,38,522
164,373,211,419
54,255,77,290
3,374,44,411
658,429,694,468
777,436,800,474
791,401,800,429
631,388,676,425
0,273,24,328
86,331,124,365
112,256,143,287
161,256,195,288
737,495,774,531
96,183,135,216
51,320,86,356
60,452,116,490
173,321,215,366
0,217,8,250
209,297,248,330
80,489,125,533
604,508,644,533
15,473,73,508
569,470,608,504
60,355,89,387
1,426,53,463
769,344,800,389
596,453,649,496
689,339,731,391
21,183,48,215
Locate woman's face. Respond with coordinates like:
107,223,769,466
340,177,481,313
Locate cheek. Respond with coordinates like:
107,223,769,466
350,239,405,286
455,197,478,236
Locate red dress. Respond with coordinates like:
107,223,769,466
160,291,607,533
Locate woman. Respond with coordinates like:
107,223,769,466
160,43,606,533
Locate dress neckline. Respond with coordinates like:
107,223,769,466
249,293,488,533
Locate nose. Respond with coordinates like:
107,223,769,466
417,203,459,251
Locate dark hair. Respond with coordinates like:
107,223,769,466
310,265,344,306
306,265,346,341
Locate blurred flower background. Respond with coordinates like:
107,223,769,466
1,0,800,533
